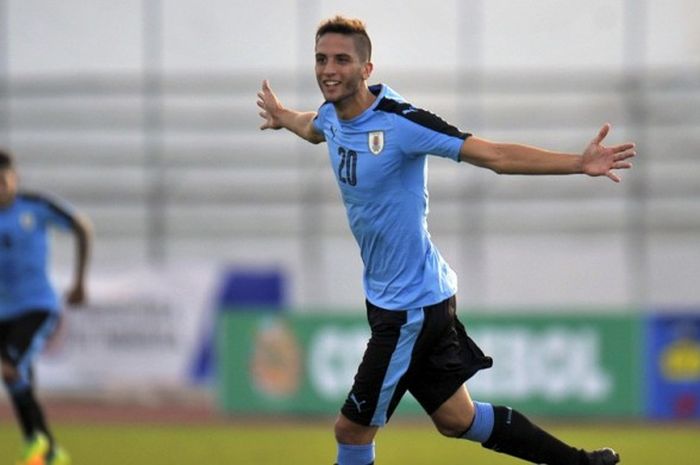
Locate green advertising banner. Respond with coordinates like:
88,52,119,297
463,313,642,416
217,310,642,417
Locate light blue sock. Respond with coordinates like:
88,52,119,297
337,442,375,465
460,401,495,443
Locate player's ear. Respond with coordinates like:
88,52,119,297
362,61,373,80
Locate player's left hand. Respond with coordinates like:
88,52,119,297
581,123,636,182
65,283,87,307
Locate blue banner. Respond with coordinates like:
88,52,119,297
645,313,700,419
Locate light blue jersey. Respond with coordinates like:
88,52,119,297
0,192,76,321
313,84,471,310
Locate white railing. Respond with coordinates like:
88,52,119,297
1,69,699,307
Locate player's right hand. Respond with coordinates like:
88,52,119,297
257,79,284,130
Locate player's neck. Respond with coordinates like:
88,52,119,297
334,85,376,121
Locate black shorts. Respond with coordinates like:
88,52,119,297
340,295,493,426
0,310,58,385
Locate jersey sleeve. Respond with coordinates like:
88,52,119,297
394,107,471,161
35,193,78,231
374,97,471,161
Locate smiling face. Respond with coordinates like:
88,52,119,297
315,32,373,108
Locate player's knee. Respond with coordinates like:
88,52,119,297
334,415,376,445
431,400,475,438
435,419,471,438
432,409,474,438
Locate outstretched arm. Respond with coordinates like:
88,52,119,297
459,123,635,182
65,212,92,307
257,80,325,144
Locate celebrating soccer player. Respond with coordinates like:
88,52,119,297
257,15,634,465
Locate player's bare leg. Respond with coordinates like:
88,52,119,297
429,383,475,437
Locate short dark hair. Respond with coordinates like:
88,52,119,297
0,149,14,171
316,16,372,62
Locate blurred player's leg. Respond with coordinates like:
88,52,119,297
8,383,55,444
8,385,71,465
46,445,71,465
1,312,64,465
16,432,49,465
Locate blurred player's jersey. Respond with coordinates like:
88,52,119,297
313,84,471,310
0,192,76,320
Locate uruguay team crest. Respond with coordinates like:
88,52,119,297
368,131,384,155
20,212,36,231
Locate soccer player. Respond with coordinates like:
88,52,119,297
257,16,634,465
0,149,92,465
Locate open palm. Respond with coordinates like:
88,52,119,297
582,123,636,182
257,80,284,130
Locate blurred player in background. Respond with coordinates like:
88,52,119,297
0,149,92,465
257,15,634,465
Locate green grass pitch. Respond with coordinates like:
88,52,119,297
1,421,699,464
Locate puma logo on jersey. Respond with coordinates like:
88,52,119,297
350,393,367,412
